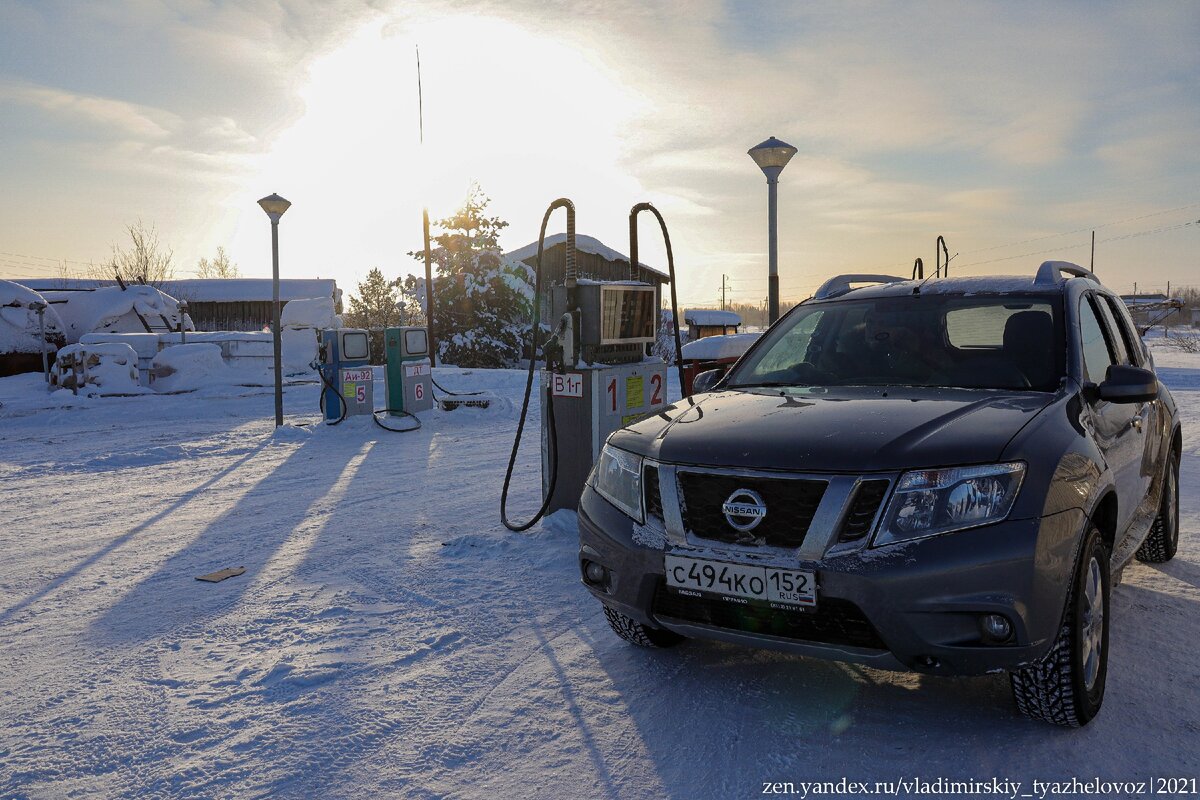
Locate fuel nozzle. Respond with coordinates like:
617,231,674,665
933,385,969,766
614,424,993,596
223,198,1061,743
543,313,576,373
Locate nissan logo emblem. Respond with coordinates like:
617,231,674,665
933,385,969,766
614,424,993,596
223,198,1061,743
722,489,767,532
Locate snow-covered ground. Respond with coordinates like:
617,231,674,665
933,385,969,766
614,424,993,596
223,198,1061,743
1,349,1198,799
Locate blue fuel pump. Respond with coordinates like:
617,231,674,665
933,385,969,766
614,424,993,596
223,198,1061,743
316,328,373,423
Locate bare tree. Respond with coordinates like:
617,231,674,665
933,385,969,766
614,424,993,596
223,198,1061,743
196,246,240,279
90,220,175,287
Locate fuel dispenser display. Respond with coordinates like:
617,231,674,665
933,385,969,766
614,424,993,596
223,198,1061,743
384,326,433,415
317,328,374,423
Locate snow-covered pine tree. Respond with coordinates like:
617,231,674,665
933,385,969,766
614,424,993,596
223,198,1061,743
344,267,402,362
408,183,534,368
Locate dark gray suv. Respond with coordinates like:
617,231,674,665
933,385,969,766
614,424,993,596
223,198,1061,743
577,261,1181,727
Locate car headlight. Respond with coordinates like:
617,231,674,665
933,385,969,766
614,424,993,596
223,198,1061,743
874,462,1025,545
589,444,644,522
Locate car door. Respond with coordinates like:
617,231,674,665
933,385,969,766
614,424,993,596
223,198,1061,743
1099,293,1163,480
1077,293,1142,537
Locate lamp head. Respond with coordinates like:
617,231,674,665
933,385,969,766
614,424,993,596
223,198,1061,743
258,193,291,221
748,136,797,181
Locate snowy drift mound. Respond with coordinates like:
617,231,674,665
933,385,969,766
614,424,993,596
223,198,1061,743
0,280,66,354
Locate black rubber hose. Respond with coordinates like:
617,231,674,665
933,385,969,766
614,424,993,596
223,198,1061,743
431,377,487,397
630,202,686,397
372,408,421,433
316,366,348,425
500,198,572,532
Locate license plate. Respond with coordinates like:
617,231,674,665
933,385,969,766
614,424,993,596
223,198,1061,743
664,554,816,608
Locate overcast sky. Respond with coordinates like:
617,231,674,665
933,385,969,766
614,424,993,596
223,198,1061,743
1,0,1197,306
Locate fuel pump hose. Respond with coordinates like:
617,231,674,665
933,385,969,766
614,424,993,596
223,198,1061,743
315,362,349,425
314,361,421,433
500,198,573,532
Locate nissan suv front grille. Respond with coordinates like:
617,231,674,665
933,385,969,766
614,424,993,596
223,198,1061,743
837,479,891,542
676,472,827,549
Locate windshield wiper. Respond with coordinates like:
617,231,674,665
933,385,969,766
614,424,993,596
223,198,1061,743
727,381,804,389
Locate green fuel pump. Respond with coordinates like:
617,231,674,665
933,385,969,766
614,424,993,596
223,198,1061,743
383,326,433,415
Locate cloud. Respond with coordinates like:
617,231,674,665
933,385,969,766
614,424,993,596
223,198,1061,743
0,82,177,139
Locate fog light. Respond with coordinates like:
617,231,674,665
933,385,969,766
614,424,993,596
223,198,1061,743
981,614,1013,642
583,561,607,585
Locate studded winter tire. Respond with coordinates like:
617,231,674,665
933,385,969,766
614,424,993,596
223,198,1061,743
1010,523,1110,727
603,605,684,648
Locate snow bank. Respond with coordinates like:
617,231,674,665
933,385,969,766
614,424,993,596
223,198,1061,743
152,344,230,392
281,297,337,329
41,285,192,343
281,328,318,375
684,308,742,327
52,342,143,394
80,332,163,386
0,280,65,354
680,332,760,361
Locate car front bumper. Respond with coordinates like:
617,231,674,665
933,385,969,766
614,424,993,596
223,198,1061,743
578,484,1085,676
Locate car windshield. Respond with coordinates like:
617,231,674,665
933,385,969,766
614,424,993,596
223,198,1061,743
728,293,1065,391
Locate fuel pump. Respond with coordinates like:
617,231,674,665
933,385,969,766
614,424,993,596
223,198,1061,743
383,326,434,415
315,328,373,424
501,199,684,532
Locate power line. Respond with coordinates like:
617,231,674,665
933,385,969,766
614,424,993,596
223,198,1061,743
956,201,1200,257
0,249,97,267
954,218,1199,271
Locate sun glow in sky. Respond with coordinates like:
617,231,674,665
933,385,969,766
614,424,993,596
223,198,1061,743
1,1,1198,307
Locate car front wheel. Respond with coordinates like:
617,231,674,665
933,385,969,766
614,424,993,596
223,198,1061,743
1010,523,1110,727
602,605,684,648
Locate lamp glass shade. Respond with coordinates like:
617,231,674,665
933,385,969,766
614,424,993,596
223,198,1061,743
748,137,798,172
258,193,292,217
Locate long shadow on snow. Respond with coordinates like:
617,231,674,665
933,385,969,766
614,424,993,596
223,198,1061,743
0,442,266,628
87,433,362,643
195,429,443,799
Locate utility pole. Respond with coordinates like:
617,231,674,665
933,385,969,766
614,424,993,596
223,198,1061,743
1090,230,1095,272
719,274,730,310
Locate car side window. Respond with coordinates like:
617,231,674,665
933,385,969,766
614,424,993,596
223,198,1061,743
1094,299,1130,366
1100,295,1144,367
1078,296,1116,385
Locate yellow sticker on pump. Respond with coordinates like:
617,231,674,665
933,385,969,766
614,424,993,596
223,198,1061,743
625,375,644,409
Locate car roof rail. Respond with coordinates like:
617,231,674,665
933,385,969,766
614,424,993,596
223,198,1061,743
813,274,908,300
1035,260,1097,285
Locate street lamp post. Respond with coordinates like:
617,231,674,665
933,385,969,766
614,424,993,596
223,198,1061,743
258,193,292,427
748,136,797,324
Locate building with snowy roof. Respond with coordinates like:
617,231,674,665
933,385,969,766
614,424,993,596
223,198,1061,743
683,308,742,340
507,234,670,325
18,278,341,332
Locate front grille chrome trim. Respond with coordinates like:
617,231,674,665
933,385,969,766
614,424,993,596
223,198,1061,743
656,463,895,559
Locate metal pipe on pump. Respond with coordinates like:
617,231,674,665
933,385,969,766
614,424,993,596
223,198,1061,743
629,203,686,396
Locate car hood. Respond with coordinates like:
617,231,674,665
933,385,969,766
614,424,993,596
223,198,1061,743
608,386,1054,473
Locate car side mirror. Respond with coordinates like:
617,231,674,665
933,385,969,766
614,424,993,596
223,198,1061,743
691,368,725,395
1097,365,1158,404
